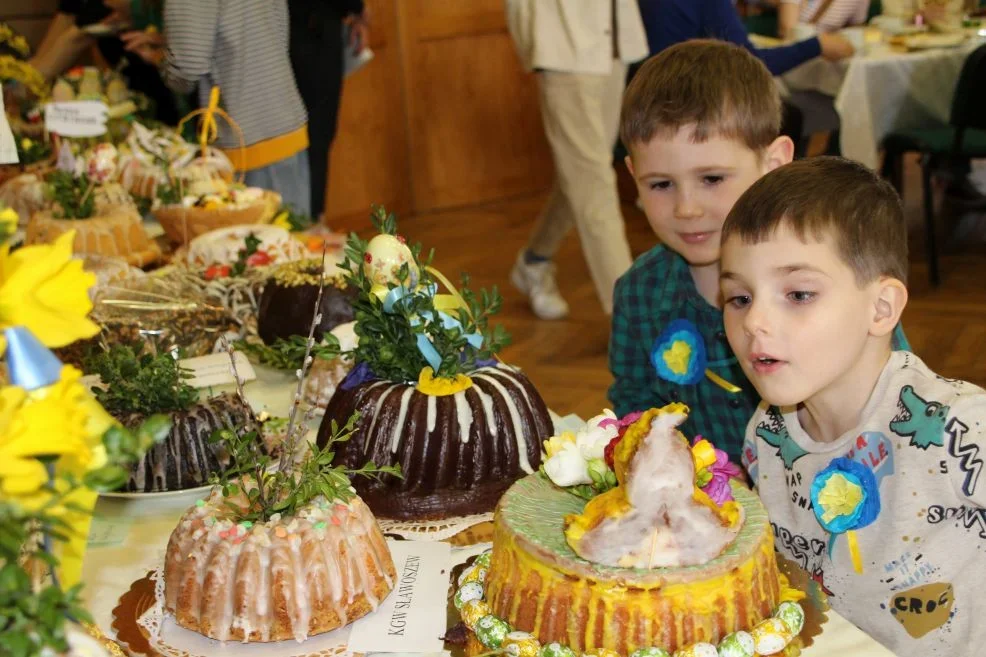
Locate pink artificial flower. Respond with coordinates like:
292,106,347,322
598,411,644,431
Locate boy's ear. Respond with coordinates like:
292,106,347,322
870,277,908,338
624,154,636,179
764,136,795,172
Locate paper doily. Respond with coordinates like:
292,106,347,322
376,513,493,542
130,567,353,657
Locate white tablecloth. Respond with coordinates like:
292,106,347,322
781,38,984,169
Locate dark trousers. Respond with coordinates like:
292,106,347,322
289,0,345,218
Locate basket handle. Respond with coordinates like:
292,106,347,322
176,86,246,184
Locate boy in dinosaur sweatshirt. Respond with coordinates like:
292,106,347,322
720,156,986,657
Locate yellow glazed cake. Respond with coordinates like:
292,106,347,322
461,406,805,657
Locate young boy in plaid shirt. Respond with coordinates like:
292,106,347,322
609,41,905,461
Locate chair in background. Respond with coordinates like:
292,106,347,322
881,43,986,286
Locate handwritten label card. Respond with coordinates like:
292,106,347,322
181,352,257,389
348,540,452,654
44,101,109,137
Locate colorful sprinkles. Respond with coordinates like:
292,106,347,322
455,550,805,657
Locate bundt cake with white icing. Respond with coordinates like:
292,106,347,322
320,363,551,519
164,488,395,642
122,392,253,492
315,208,552,520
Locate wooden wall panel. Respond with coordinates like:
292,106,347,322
323,0,410,232
399,0,553,212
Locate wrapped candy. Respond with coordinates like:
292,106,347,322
475,615,510,649
457,564,488,586
502,631,540,657
474,550,493,569
538,644,577,657
774,602,805,635
453,581,484,610
751,618,793,656
630,648,671,657
672,643,717,657
459,599,491,629
86,144,118,184
584,650,620,657
716,631,754,657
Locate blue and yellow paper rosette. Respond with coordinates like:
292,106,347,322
810,457,881,573
651,319,741,392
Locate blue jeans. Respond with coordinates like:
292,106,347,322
244,149,311,216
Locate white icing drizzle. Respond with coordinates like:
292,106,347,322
453,392,474,444
163,492,394,643
426,395,437,433
472,371,534,473
390,388,415,453
363,383,398,454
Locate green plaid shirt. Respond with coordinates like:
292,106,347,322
609,245,756,462
608,245,910,463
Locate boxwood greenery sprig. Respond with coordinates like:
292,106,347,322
339,205,510,382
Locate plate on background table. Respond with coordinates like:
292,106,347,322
100,484,213,501
898,32,967,49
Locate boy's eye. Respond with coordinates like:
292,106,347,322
702,175,725,186
726,295,751,308
787,290,817,304
648,180,672,191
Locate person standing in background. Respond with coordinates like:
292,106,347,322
289,0,367,220
125,0,311,214
504,0,648,320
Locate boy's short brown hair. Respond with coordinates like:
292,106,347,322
722,156,908,284
620,40,781,152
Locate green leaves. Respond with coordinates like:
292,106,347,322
45,171,95,220
340,205,511,382
208,411,402,523
234,334,341,371
84,345,197,415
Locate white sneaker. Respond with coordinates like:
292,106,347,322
510,252,570,320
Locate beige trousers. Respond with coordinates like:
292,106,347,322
527,61,632,315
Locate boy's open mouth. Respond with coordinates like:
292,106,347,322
750,353,784,374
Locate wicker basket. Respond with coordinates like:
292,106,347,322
152,189,281,244
26,205,162,267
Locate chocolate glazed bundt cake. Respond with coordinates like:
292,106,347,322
318,364,553,520
119,392,254,492
257,259,356,344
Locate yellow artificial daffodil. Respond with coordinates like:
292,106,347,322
0,207,17,241
0,231,99,353
543,431,577,459
0,365,118,585
817,473,864,524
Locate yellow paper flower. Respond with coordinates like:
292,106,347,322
663,339,692,376
817,473,864,524
0,230,99,353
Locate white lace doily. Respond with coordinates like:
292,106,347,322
376,513,492,542
137,567,353,657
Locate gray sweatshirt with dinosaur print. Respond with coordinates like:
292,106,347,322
743,351,986,657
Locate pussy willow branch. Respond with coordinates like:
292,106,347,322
278,247,327,473
219,336,269,514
